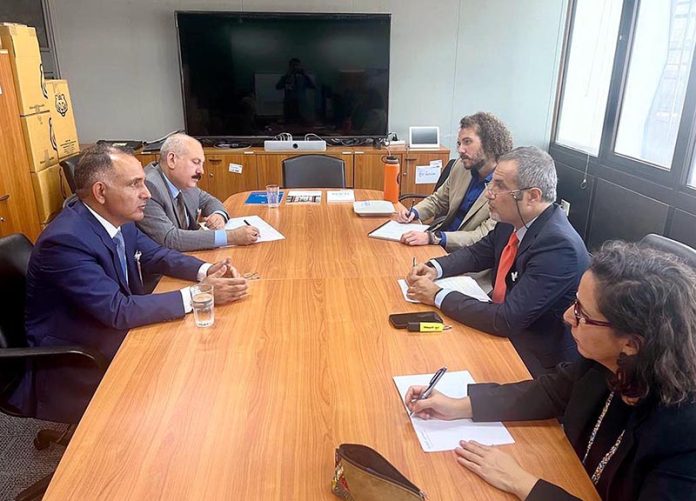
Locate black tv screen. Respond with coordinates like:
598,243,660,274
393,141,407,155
176,12,391,139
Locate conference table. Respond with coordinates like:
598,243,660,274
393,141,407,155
44,190,599,500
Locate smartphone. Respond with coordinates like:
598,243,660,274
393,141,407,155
389,311,443,329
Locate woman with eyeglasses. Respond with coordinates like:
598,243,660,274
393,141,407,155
406,241,696,500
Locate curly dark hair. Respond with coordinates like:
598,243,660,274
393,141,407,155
460,112,513,161
590,241,696,405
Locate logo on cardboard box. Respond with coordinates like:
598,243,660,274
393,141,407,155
55,92,68,117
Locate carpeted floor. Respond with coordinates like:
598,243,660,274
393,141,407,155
0,412,68,501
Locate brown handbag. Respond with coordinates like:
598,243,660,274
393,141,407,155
331,444,427,500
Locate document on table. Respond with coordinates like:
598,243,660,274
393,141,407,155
393,370,514,452
286,190,322,204
398,275,491,303
369,220,429,241
224,215,285,243
353,200,395,216
327,190,355,203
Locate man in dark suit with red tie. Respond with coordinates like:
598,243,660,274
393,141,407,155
406,146,590,376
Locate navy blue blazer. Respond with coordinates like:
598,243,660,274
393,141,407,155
469,359,696,500
434,204,590,374
10,200,205,423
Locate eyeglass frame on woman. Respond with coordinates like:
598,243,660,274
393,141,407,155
483,180,534,200
572,295,612,327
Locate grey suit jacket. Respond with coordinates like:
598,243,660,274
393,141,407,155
413,158,495,251
137,162,229,251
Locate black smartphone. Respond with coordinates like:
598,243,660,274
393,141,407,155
389,311,443,329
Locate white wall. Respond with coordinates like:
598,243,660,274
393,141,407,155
48,0,567,150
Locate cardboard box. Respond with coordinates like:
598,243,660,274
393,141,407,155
0,23,48,116
31,163,66,223
46,80,80,159
21,111,59,171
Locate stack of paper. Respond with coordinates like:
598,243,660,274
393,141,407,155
398,275,490,303
369,220,428,241
393,370,514,452
286,190,322,204
327,190,355,203
353,200,395,216
224,215,285,243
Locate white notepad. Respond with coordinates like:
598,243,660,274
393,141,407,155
393,370,514,452
353,200,395,216
369,220,429,241
286,190,322,204
224,215,285,243
398,275,491,303
327,190,355,203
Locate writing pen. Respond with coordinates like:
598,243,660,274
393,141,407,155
244,219,260,237
408,366,448,417
412,257,417,268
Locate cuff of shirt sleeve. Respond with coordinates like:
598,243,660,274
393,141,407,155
212,210,229,222
197,263,212,281
434,288,453,308
180,287,193,314
428,259,444,279
439,232,448,248
214,230,227,247
411,207,420,220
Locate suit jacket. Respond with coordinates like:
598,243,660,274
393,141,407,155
434,204,590,373
413,158,496,251
137,162,229,251
469,359,696,500
9,200,205,423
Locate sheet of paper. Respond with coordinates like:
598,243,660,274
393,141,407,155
415,165,441,184
353,200,395,216
369,220,429,242
286,190,322,203
327,190,355,203
429,159,444,168
393,371,514,452
224,215,285,243
397,275,490,303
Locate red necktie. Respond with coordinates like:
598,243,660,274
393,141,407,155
492,231,519,303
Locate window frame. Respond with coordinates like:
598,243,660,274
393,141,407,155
551,0,696,196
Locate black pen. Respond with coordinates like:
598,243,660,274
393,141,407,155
243,219,260,237
408,366,448,417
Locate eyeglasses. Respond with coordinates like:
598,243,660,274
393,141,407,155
484,181,533,200
572,296,612,327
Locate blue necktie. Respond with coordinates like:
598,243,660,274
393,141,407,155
113,229,129,285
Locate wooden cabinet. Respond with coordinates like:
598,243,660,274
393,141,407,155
0,51,42,240
135,145,449,201
204,152,258,201
401,147,451,196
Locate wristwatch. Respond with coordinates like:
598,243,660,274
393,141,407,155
428,231,443,245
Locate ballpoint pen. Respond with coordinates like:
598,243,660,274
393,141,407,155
244,219,260,237
412,257,417,268
408,366,448,417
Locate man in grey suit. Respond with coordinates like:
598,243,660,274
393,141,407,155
137,134,259,252
395,112,513,251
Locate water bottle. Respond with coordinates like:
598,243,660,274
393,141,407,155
382,155,400,203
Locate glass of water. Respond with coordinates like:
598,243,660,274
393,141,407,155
190,283,214,327
266,184,280,208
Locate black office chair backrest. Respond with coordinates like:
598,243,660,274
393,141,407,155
434,158,456,191
282,155,345,188
59,153,83,194
639,234,696,269
0,234,33,349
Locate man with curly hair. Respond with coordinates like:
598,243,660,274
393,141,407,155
396,112,513,251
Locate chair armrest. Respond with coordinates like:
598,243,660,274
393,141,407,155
0,346,109,372
398,193,428,202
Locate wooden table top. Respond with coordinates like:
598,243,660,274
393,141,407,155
44,190,598,500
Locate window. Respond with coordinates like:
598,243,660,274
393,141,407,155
555,0,623,155
614,0,696,169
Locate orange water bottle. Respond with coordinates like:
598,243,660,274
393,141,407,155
382,155,400,203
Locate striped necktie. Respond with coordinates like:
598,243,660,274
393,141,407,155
113,229,129,285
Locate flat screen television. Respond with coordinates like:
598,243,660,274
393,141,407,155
176,12,391,141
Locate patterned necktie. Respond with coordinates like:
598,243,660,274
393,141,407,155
113,229,129,285
492,231,519,303
175,192,189,229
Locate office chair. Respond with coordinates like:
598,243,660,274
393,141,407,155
639,233,696,269
398,158,456,228
0,233,107,501
59,153,82,194
282,154,345,188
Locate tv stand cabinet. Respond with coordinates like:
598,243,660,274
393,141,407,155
136,145,450,202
